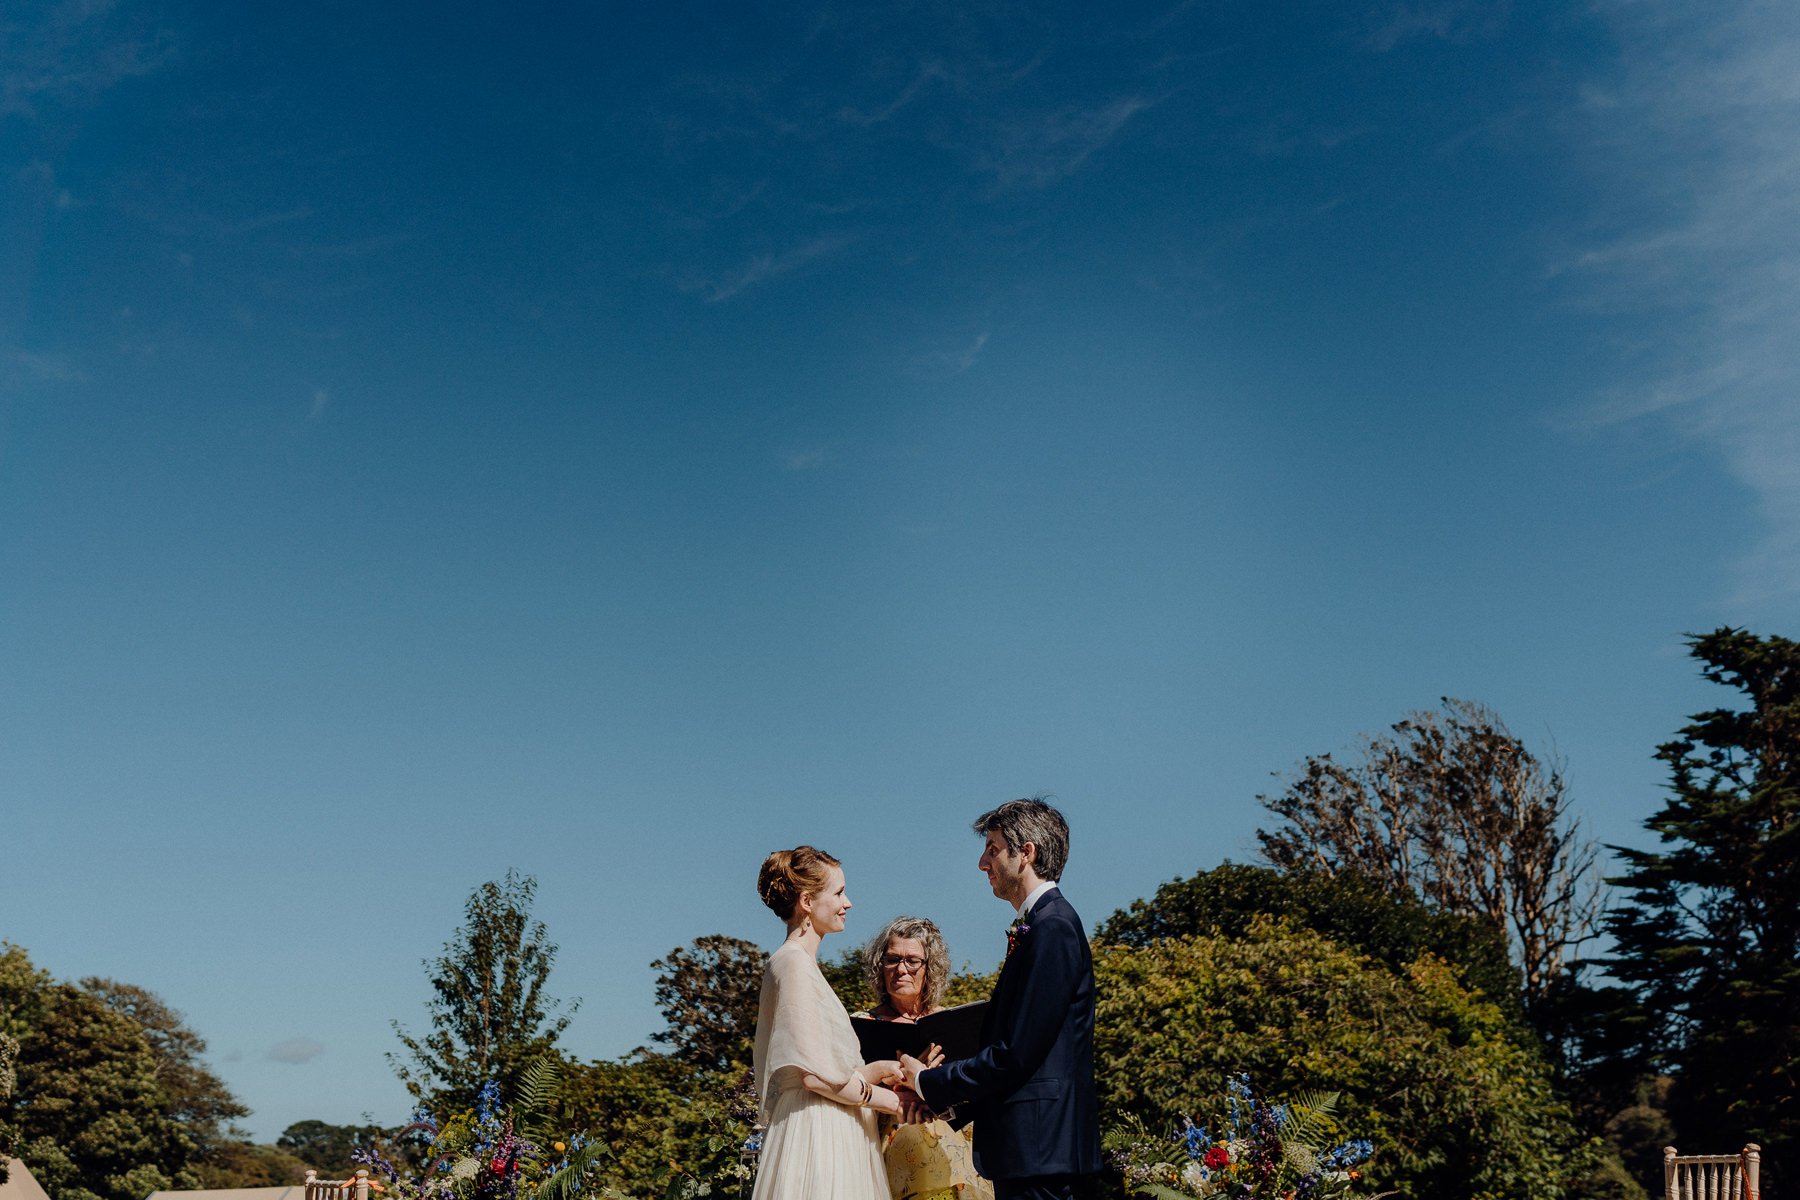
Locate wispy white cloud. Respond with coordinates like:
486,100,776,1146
1,0,176,118
678,232,856,303
978,95,1156,188
837,62,946,126
912,330,990,375
6,349,86,385
1364,0,1511,51
309,388,330,419
268,1037,324,1064
220,208,313,237
1565,0,1800,602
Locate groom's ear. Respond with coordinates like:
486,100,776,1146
1020,841,1038,866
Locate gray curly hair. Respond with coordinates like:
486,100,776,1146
863,915,952,1012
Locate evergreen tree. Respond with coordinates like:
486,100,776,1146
1607,627,1800,1178
390,872,577,1104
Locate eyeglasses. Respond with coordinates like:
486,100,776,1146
880,955,926,973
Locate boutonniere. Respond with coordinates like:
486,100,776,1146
1005,916,1032,959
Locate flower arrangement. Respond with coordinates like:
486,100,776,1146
1103,1075,1383,1200
354,1062,617,1200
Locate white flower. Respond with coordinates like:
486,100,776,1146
450,1158,480,1181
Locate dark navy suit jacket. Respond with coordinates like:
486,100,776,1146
918,887,1100,1181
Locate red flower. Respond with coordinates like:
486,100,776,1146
1203,1146,1231,1170
490,1157,507,1174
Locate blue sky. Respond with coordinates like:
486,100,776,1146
3,0,1797,1142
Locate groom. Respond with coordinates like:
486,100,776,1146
899,797,1100,1200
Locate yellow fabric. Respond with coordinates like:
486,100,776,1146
879,1119,993,1200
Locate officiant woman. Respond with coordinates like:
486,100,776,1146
856,917,995,1200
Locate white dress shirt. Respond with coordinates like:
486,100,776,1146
1015,879,1058,918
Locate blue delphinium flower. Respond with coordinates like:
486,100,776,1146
351,1145,399,1184
1322,1138,1374,1169
476,1081,503,1125
1179,1119,1209,1160
1225,1072,1254,1139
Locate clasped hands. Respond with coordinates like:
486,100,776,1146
866,1043,945,1123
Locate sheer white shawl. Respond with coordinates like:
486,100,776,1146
752,940,864,1120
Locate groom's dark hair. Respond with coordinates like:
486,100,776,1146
974,797,1069,881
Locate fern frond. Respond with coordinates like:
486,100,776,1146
533,1140,613,1200
516,1057,563,1123
1275,1089,1340,1147
1125,1184,1194,1200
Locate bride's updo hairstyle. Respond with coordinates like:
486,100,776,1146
758,845,842,920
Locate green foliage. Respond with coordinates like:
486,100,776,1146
0,944,207,1200
555,1054,756,1198
514,1057,564,1143
1106,1085,1372,1200
1,1028,19,1184
274,1119,391,1175
1098,863,1522,1020
1606,627,1800,1185
390,872,578,1106
818,947,873,1014
1093,919,1601,1200
649,936,766,1072
193,1141,312,1188
82,977,250,1156
532,1140,617,1200
369,1061,633,1200
940,965,997,1007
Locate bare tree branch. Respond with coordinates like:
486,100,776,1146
1257,698,1602,1018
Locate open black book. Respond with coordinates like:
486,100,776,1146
851,1000,988,1065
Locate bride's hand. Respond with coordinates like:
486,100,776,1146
860,1059,903,1087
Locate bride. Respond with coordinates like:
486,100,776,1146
753,846,928,1200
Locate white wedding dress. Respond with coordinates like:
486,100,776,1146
751,940,889,1200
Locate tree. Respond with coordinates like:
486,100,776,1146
1606,628,1800,1181
390,872,577,1104
1257,697,1601,1019
25,981,198,1199
82,978,249,1157
1,949,203,1200
649,935,766,1072
557,1053,757,1196
1093,919,1622,1200
1,1028,19,1186
192,1141,311,1189
1098,861,1522,1015
274,1120,389,1174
